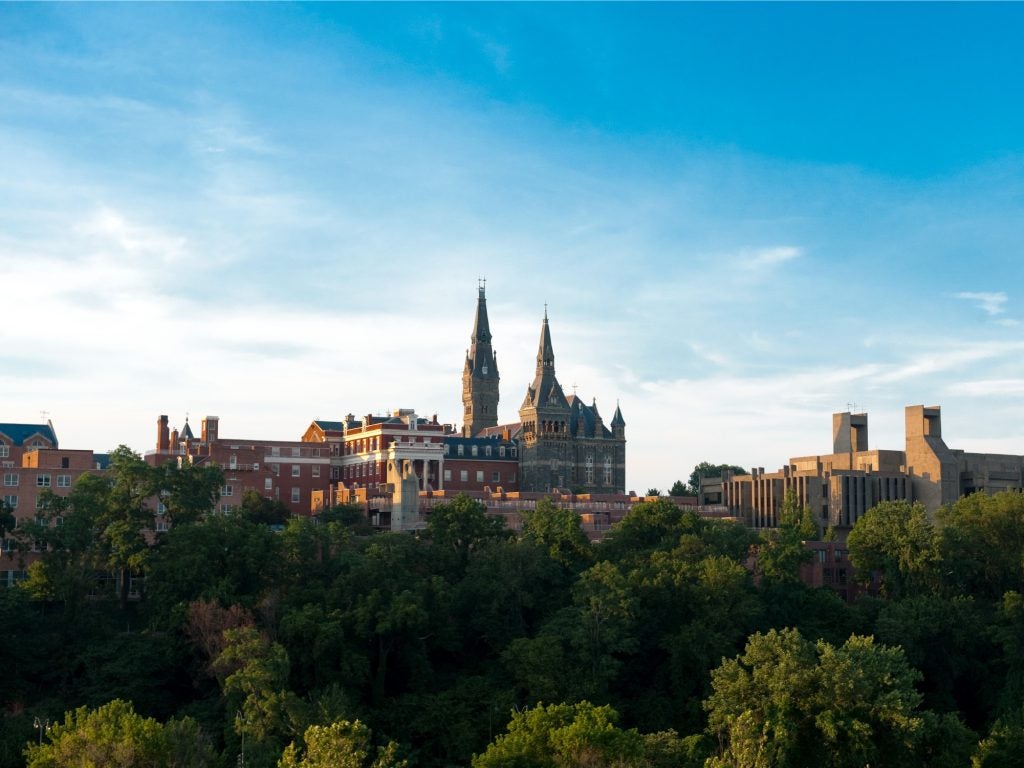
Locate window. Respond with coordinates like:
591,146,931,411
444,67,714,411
443,469,451,482
0,445,8,458
476,470,484,483
510,473,516,483
603,456,612,485
471,445,478,457
2,495,16,508
457,445,464,457
291,447,300,458
220,504,234,514
265,478,273,490
271,463,280,476
271,446,280,457
155,519,169,533
3,474,17,487
499,446,506,458
156,502,167,515
444,444,450,455
57,475,72,488
511,448,518,458
330,467,340,480
221,485,233,497
460,470,468,482
585,455,594,484
36,474,51,488
291,487,300,503
61,457,70,469
291,465,301,477
229,454,238,469
492,471,500,483
312,465,320,478
485,446,492,457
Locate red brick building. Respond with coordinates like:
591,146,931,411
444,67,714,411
1,422,108,586
147,415,332,517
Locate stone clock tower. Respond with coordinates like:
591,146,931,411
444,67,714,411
462,281,500,437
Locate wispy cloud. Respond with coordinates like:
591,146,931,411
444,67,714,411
740,245,802,270
955,291,1008,316
947,379,1024,397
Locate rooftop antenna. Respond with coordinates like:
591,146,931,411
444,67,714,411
39,410,50,422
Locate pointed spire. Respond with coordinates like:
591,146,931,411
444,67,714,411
472,279,491,345
536,309,555,375
611,401,626,428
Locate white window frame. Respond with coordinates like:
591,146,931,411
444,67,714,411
36,474,51,488
291,487,300,503
3,474,17,487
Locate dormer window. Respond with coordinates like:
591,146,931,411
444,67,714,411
482,364,488,374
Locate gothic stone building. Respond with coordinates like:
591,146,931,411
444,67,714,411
462,285,626,494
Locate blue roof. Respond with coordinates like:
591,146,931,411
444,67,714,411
0,422,58,447
314,420,344,431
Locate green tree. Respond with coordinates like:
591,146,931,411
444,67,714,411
472,701,644,768
668,480,688,497
847,500,938,598
937,491,1024,599
687,462,747,496
973,707,1024,768
240,489,291,526
214,627,306,768
426,494,508,575
23,699,213,768
521,497,593,570
151,459,223,526
756,490,817,585
705,628,932,768
278,719,406,768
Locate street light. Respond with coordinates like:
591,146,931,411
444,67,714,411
33,717,49,746
235,710,247,768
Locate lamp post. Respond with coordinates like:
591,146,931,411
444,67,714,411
235,710,246,768
33,717,49,747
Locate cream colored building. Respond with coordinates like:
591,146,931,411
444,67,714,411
700,405,1024,531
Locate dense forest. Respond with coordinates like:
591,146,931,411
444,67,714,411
2,447,1024,767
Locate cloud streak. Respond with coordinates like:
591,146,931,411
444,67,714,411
955,291,1008,316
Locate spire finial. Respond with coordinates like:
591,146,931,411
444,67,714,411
544,302,548,320
478,277,486,297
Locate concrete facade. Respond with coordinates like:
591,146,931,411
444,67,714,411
701,404,1024,532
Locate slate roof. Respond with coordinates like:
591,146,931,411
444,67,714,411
313,420,345,431
521,312,570,411
0,422,58,447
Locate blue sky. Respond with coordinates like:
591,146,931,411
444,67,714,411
2,3,1024,493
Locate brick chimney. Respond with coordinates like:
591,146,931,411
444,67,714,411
202,415,219,445
157,415,170,452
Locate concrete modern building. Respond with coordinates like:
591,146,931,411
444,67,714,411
701,404,1024,532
